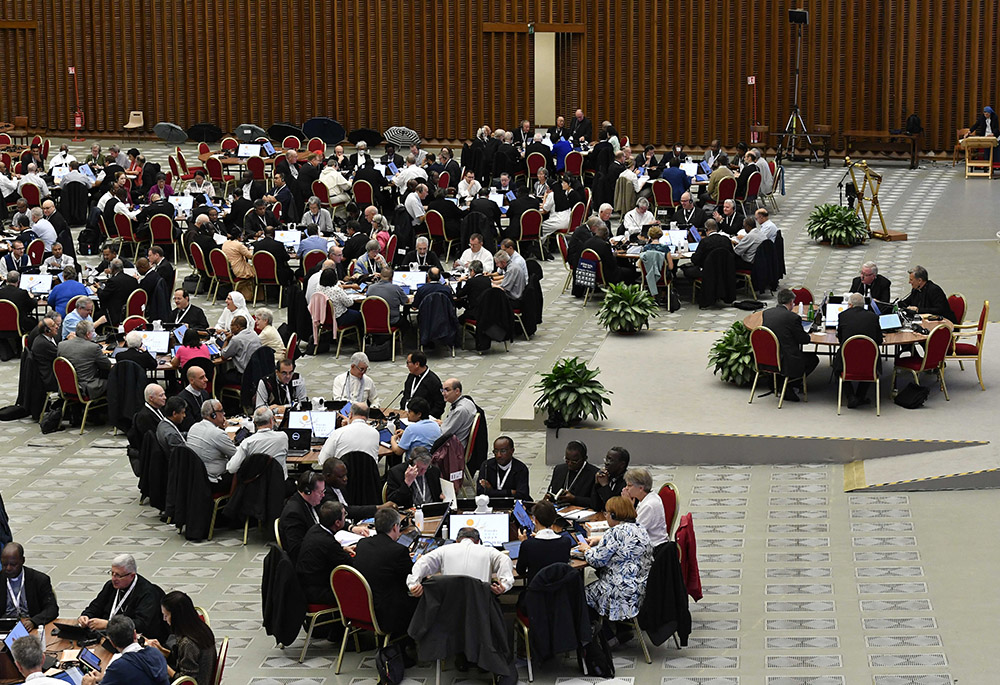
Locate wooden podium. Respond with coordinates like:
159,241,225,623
961,136,998,178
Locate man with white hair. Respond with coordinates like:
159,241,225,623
10,634,66,683
752,147,774,195
254,307,286,355
392,153,428,191
834,292,883,409
116,330,158,371
17,163,49,197
621,197,659,236
349,140,372,171
332,352,380,407
405,183,429,226
403,235,442,271
56,320,111,398
30,206,57,249
187,399,237,491
127,383,167,452
319,157,352,212
227,406,290,478
712,198,741,235
78,553,167,640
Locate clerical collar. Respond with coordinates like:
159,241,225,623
497,461,512,472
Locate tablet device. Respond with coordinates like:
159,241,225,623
2,620,28,652
286,411,312,429
879,313,903,331
513,499,534,532
262,141,277,156
824,302,849,328
168,195,194,213
172,324,188,344
237,143,261,158
78,647,102,672
140,330,172,354
503,540,522,560
51,668,85,685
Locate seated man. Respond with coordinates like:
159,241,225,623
546,440,598,509
351,508,417,636
658,157,691,204
280,471,325,561
385,446,443,508
365,266,409,327
81,615,169,685
399,352,444,418
11,635,69,684
476,435,530,499
98,258,139,326
761,289,820,402
116,330,158,372
78,554,167,640
411,266,452,309
176,365,211,431
296,501,353,604
318,402,379,465
403,236,442,271
185,399,236,493
439,378,478,449
127,384,167,452
154,396,187,453
406,526,514,597
57,320,111,399
62,295,106,340
331,352,380,406
300,199,334,237
321,457,387,526
493,250,526,301
733,216,767,270
226,406,289,479
30,317,60,393
699,154,734,206
255,357,307,410
594,446,630,511
835,292,883,408
170,288,210,329
243,198,278,240
681,219,734,281
218,315,262,386
455,260,493,321
898,265,954,321
672,192,708,231
1,542,59,630
850,261,891,303
43,242,73,272
582,223,637,285
456,233,494,272
621,197,659,237
254,226,294,286
711,198,741,235
0,271,38,345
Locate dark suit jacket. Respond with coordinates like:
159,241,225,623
243,210,279,239
342,233,370,263
385,463,443,508
354,166,390,210
273,184,297,223
139,270,170,322
170,304,210,329
504,195,541,240
176,386,210,432
691,233,735,268
14,566,60,627
379,153,404,171
547,125,568,142
849,274,891,304
455,275,493,319
279,493,318,561
673,206,708,230
82,574,167,640
442,160,461,187
469,197,502,232
735,163,757,197
116,347,158,372
566,224,592,268
400,368,445,418
568,117,592,143
476,457,530,498
30,333,59,391
297,163,322,204
127,405,163,451
296,524,352,604
0,284,37,332
227,198,253,230
351,533,417,634
761,304,812,378
427,198,464,239
152,259,175,292
899,280,955,322
47,210,71,240
348,152,372,173
402,249,442,272
547,462,598,509
582,236,623,284
135,199,175,226
100,272,139,325
275,159,302,187
524,142,553,170
254,237,294,285
834,306,884,375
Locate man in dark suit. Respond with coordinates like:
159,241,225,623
403,239,443,272
568,109,592,144
849,262,891,304
271,172,297,223
898,265,955,322
427,191,464,242
379,144,404,172
399,352,444,418
297,153,323,207
682,219,734,281
226,189,254,231
545,440,598,509
547,116,569,142
275,151,303,189
470,189,502,235
834,292,883,408
295,501,352,605
351,508,418,636
146,246,175,293
78,554,167,640
735,153,758,198
440,148,461,187
126,383,167,452
476,435,530,499
1,542,59,630
170,288,210,329
455,261,493,320
278,471,325,561
255,226,294,286
672,192,708,231
30,317,59,392
524,137,553,171
136,258,170,323
348,142,373,174
582,223,636,284
243,199,279,240
761,289,819,402
385,448,442,508
354,164,391,212
503,187,541,241
0,271,38,340
98,259,139,326
176,366,211,432
341,220,371,263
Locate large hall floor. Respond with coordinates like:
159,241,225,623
1,140,998,685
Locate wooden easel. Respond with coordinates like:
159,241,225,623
848,158,907,241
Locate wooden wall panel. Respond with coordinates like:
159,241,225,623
2,0,997,153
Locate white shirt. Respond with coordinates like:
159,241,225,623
43,254,74,270
404,192,426,225
332,372,380,407
318,417,380,464
31,218,57,249
619,168,650,193
392,164,428,190
305,270,324,303
623,208,657,235
456,247,494,272
457,179,482,201
227,427,289,478
757,218,778,242
48,151,77,170
24,672,71,683
406,538,515,593
755,158,774,195
0,173,17,196
636,492,669,547
18,173,49,197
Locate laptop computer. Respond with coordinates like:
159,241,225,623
448,513,510,547
140,330,172,354
20,273,52,294
283,427,311,457
824,302,849,328
168,195,194,214
237,143,261,158
309,411,338,442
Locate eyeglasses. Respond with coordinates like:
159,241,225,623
110,571,134,579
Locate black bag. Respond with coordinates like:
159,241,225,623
905,113,923,135
578,619,615,678
894,382,930,409
364,337,392,362
182,274,201,295
374,642,405,685
77,227,102,255
40,406,63,434
733,299,765,310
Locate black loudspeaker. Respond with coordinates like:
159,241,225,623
788,8,809,24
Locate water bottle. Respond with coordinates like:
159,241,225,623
414,508,424,531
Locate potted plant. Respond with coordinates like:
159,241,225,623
533,357,612,428
805,203,869,247
707,321,755,386
596,283,659,334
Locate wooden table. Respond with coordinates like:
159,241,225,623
960,136,998,178
843,130,920,169
742,310,952,348
771,132,833,168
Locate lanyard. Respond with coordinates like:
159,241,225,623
564,467,584,493
6,576,24,614
175,307,187,323
309,504,319,524
682,208,694,223
496,463,512,491
332,488,347,506
145,403,165,421
409,370,428,397
110,578,137,618
413,477,427,504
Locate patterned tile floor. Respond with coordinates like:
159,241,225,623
1,141,997,683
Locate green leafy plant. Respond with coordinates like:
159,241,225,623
707,321,755,386
805,203,869,246
533,357,612,428
595,283,659,334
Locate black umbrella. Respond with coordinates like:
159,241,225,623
153,122,187,144
186,123,223,143
234,124,268,142
302,117,346,145
267,123,306,145
384,126,421,147
347,128,382,147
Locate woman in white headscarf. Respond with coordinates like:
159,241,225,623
214,291,252,333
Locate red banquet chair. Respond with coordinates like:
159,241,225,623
891,324,952,401
837,335,881,416
748,325,807,408
251,251,282,307
359,296,401,362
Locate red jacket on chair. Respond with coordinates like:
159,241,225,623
676,512,703,601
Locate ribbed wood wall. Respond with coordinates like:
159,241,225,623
1,0,996,153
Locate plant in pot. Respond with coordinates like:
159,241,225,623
707,321,755,386
533,357,612,429
596,283,659,334
805,203,869,247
